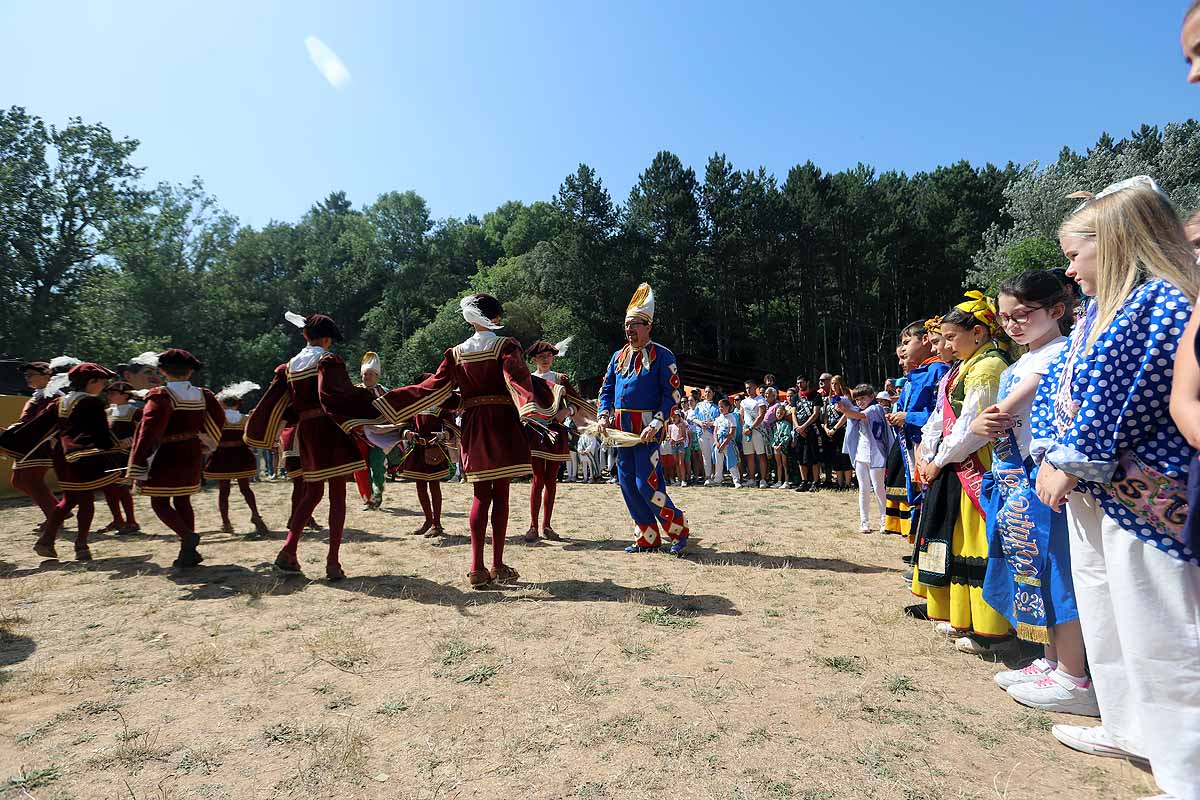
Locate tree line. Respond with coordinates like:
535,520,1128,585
5,104,1200,393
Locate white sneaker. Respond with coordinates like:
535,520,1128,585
777,483,789,490
994,658,1054,689
934,621,961,638
732,481,743,489
758,480,768,489
1051,724,1149,763
954,635,1014,655
1007,671,1100,717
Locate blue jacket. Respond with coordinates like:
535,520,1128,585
598,342,682,433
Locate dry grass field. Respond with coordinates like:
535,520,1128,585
0,478,1157,799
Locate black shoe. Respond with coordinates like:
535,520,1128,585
173,533,203,568
901,554,914,565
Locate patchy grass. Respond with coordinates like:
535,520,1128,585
821,655,864,675
886,673,916,696
3,765,61,792
636,607,698,629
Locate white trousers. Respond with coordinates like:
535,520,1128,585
698,431,715,479
1066,493,1200,800
566,453,578,482
712,447,741,485
854,460,887,529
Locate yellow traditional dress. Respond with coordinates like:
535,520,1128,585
911,343,1012,638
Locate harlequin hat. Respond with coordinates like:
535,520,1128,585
625,283,654,324
361,351,382,376
157,348,203,372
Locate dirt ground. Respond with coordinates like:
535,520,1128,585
0,478,1158,800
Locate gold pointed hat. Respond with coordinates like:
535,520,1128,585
361,351,382,376
625,283,655,324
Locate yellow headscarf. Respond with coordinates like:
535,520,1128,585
923,315,943,335
955,290,1004,340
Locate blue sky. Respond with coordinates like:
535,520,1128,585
2,1,1195,228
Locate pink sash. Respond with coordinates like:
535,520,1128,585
941,376,988,517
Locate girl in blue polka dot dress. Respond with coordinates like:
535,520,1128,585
1028,177,1199,799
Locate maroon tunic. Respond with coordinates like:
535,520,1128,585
526,372,592,463
280,425,303,478
244,349,384,482
127,384,224,497
0,392,122,492
5,391,60,471
374,334,568,482
204,411,257,480
398,406,460,481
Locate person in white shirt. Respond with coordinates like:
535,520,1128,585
739,379,769,488
712,398,744,487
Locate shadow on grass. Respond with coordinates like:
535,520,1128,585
0,553,738,615
561,536,898,574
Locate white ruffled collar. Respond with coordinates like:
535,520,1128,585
166,380,202,403
458,330,499,354
289,344,327,373
224,409,243,423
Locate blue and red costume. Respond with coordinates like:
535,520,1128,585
598,342,689,553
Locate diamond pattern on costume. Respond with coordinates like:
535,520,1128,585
651,490,667,508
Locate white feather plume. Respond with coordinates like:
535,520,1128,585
131,389,151,400
216,381,261,402
284,311,307,329
459,295,502,330
553,336,573,358
129,351,159,368
46,373,71,395
49,356,81,373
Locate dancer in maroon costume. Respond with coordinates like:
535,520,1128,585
1,363,123,561
397,373,459,538
100,381,140,534
523,339,579,543
4,361,62,530
127,349,225,568
373,294,578,588
205,383,269,539
244,313,386,581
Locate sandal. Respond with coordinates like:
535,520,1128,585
251,515,270,538
410,522,431,536
116,522,141,535
98,521,122,534
220,521,235,534
490,563,520,585
523,527,539,543
34,541,58,560
326,562,346,582
305,518,321,531
467,569,493,589
424,525,443,538
74,545,93,562
541,526,562,542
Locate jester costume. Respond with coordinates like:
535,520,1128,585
597,284,689,554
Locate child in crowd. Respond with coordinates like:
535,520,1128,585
1030,177,1197,796
577,430,598,483
969,270,1095,715
770,398,793,489
914,294,1014,654
838,384,894,533
712,397,743,487
667,410,689,487
790,383,822,492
